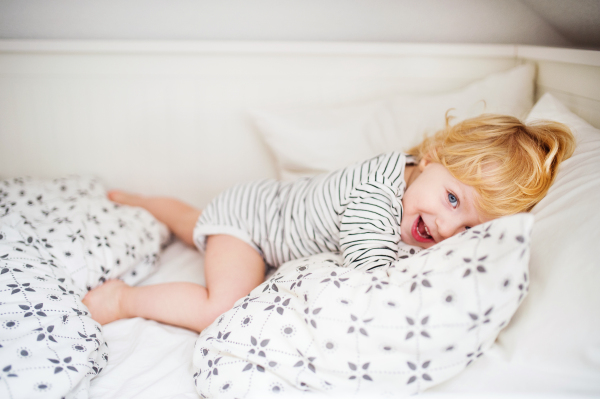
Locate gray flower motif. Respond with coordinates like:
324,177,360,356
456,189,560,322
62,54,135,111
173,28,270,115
293,349,316,373
94,235,110,248
518,272,529,302
347,314,373,337
290,266,312,290
406,360,433,384
481,224,493,238
57,281,76,296
97,266,111,283
32,325,57,343
246,335,275,370
85,213,99,225
303,305,322,328
409,271,433,292
90,360,103,376
205,357,222,379
262,275,283,293
76,330,101,347
124,243,136,259
462,255,489,277
348,361,373,381
6,281,35,295
216,330,232,341
320,271,349,289
264,296,291,315
466,345,484,366
365,275,388,293
47,356,78,374
467,307,493,331
405,315,431,339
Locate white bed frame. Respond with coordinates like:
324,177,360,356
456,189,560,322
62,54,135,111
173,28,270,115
1,41,599,207
1,41,599,399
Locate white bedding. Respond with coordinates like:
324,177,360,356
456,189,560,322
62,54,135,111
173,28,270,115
2,46,598,398
88,93,600,398
90,240,599,399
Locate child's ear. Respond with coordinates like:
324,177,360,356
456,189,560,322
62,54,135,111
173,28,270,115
418,157,431,171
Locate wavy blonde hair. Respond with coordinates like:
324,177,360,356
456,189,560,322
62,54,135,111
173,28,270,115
407,113,576,219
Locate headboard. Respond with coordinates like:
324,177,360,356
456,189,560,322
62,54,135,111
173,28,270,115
0,41,598,206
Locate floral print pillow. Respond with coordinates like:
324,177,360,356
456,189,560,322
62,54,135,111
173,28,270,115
193,213,533,398
0,177,168,399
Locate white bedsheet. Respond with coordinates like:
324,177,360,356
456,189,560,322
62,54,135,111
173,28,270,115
89,241,204,399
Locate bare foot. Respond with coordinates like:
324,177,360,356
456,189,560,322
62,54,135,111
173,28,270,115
107,190,145,207
83,279,130,325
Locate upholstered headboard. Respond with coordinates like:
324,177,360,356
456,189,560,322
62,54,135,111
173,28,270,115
0,41,598,206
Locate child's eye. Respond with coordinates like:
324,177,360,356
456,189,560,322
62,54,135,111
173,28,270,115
447,192,458,208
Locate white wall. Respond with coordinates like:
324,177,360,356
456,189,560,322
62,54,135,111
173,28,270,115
0,0,572,46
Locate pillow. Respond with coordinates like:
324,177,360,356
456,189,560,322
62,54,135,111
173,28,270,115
252,63,535,180
193,213,533,397
0,176,168,399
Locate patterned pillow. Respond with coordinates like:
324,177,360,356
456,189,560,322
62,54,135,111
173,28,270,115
193,213,532,397
0,176,168,399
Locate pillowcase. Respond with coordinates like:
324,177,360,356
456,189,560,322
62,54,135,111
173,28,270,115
0,176,169,399
193,213,533,397
252,63,535,180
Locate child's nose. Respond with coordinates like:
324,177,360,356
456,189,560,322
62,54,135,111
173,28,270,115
436,218,463,240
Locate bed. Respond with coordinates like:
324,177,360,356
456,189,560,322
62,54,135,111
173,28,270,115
0,41,599,399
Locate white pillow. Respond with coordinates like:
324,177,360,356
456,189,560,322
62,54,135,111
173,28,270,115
431,93,600,393
253,63,535,180
193,214,533,397
505,95,600,379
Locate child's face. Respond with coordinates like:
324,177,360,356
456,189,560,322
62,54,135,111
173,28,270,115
401,159,489,249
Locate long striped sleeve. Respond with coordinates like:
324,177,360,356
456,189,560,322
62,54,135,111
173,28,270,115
339,172,404,271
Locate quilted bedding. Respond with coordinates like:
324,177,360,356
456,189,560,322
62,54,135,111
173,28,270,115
0,177,168,399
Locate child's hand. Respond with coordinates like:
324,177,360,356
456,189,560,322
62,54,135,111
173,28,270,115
82,279,129,325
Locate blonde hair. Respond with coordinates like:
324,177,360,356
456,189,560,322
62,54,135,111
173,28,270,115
407,113,576,219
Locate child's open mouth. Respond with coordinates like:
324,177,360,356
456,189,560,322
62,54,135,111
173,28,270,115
411,215,435,243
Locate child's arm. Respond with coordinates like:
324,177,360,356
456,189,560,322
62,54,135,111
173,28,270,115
339,178,403,271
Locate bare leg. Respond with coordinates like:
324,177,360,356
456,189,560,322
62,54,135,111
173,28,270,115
83,234,265,332
108,190,200,247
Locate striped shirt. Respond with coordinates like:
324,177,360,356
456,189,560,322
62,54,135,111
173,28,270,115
194,152,419,271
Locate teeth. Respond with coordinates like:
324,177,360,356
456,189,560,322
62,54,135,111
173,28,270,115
417,219,432,239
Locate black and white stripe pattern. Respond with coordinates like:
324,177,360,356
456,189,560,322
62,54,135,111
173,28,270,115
194,152,416,270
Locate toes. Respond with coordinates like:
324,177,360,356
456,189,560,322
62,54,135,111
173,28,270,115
107,190,125,202
107,190,141,206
